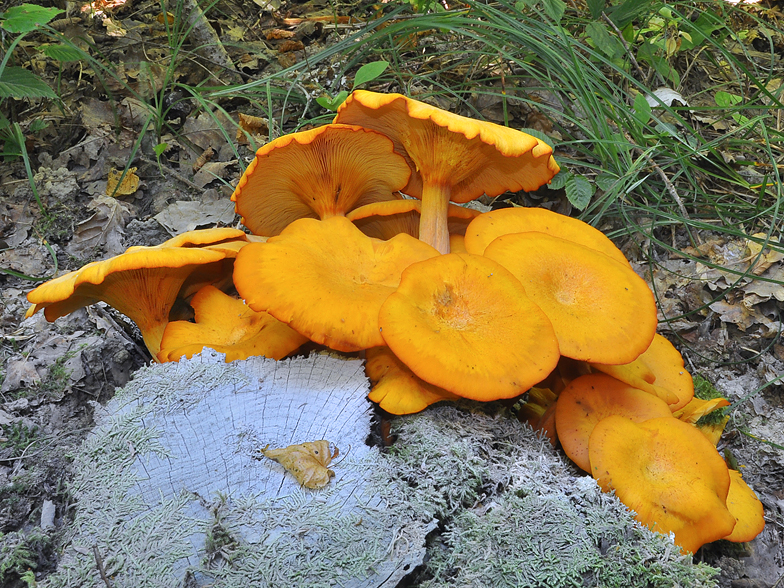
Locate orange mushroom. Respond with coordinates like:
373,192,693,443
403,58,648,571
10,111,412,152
377,252,559,401
483,232,657,364
233,216,439,352
158,285,308,363
334,90,559,253
464,207,629,266
554,373,672,472
346,199,481,241
519,386,559,446
723,469,765,543
26,246,229,358
231,123,411,236
589,415,736,553
365,346,460,415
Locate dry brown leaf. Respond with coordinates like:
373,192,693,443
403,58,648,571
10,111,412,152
746,232,784,276
261,440,338,489
106,167,140,196
278,40,305,53
265,28,296,40
236,113,268,145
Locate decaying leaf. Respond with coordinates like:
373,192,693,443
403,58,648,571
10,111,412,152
261,440,338,489
236,113,268,145
106,167,140,196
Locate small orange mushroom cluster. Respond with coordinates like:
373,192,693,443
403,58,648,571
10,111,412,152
24,90,764,552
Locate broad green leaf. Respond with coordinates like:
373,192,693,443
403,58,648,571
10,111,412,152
595,173,619,192
316,90,349,112
607,0,654,28
585,21,619,58
633,93,651,125
154,143,168,157
1,4,63,34
547,170,570,190
0,67,57,100
542,0,566,23
353,61,389,88
681,12,726,50
586,0,605,20
715,91,742,108
518,127,555,149
42,44,84,62
565,174,594,210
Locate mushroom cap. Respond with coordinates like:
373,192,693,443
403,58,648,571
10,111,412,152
158,285,308,362
378,252,560,401
723,470,765,543
365,346,460,415
159,227,249,248
554,373,673,472
673,397,731,424
26,246,227,357
464,207,629,265
334,90,559,202
483,232,657,364
589,415,736,553
231,123,411,236
636,334,694,410
347,199,480,240
233,216,439,352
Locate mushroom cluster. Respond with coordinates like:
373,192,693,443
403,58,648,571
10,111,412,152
25,90,764,553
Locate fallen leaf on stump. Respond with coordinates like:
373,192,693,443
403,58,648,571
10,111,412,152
261,440,338,489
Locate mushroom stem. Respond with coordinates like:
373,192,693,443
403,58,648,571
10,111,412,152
419,182,451,254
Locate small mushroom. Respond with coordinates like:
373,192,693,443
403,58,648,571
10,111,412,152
346,199,481,241
365,346,460,415
233,216,439,352
464,207,629,265
232,123,411,236
378,252,560,401
589,415,736,553
554,373,672,472
483,232,657,364
723,469,765,543
26,245,230,358
334,91,559,253
157,285,308,362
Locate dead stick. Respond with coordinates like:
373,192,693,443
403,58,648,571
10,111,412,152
602,12,647,81
93,545,114,588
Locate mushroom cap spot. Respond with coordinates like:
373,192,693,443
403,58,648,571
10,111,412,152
334,90,560,202
233,216,439,352
365,346,460,415
484,232,657,364
378,252,560,401
723,470,765,543
464,207,629,266
231,123,411,236
26,247,227,357
347,199,480,240
555,373,673,472
158,285,308,363
589,415,736,553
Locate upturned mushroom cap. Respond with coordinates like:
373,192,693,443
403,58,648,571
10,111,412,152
231,123,411,236
723,470,765,543
483,232,657,364
554,373,672,472
464,207,629,266
365,346,460,415
377,252,560,401
347,199,480,240
334,90,559,253
589,415,736,553
158,285,308,363
233,216,439,352
26,246,227,357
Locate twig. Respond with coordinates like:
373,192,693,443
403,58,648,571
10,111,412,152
602,12,646,81
93,545,114,588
